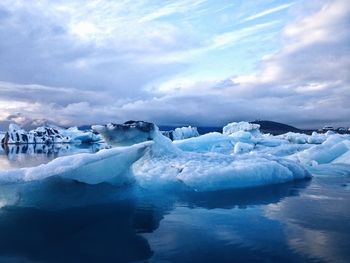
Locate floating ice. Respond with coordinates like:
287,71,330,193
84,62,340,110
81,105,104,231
2,120,348,192
277,132,326,144
62,126,101,143
92,121,156,146
223,122,260,136
291,135,350,165
1,124,100,145
162,126,199,141
174,132,235,153
0,142,152,185
132,128,311,191
133,148,310,191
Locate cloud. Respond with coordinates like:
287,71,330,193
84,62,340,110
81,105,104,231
0,0,348,129
242,2,295,22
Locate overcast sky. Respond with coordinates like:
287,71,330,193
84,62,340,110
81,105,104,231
0,0,349,128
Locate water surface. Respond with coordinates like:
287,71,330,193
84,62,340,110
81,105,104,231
0,143,105,170
0,174,349,263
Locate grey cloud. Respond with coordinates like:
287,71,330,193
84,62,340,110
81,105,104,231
0,0,349,129
0,1,193,99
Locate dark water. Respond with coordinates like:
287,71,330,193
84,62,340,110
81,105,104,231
0,174,349,263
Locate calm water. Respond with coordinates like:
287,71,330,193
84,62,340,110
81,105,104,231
0,143,106,170
0,148,349,262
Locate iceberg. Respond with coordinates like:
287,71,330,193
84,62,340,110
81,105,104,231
233,142,254,154
162,126,199,141
4,120,349,192
291,134,350,165
1,124,100,145
62,126,101,143
223,121,261,136
92,121,156,146
130,127,311,191
0,141,152,185
174,132,235,153
133,147,310,192
277,132,326,144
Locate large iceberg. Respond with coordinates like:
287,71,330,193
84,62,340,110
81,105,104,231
90,122,311,191
0,141,152,185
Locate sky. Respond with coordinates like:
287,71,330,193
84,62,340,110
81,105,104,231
0,0,349,129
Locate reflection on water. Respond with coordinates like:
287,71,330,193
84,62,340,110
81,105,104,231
0,143,106,170
265,177,350,263
0,176,349,262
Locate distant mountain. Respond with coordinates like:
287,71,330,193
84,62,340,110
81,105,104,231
0,113,61,131
251,120,301,135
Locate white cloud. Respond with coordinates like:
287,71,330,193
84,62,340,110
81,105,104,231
0,0,348,129
243,2,295,22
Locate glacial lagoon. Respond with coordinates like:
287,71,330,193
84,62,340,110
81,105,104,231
0,122,349,262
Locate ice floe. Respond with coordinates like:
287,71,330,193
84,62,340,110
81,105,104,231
0,142,152,185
